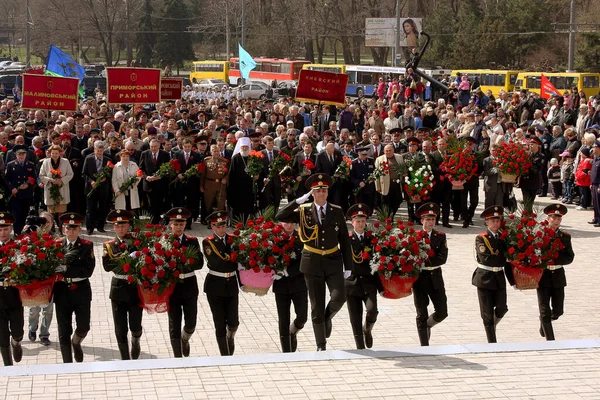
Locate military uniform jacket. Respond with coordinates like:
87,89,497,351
276,200,353,277
519,151,544,191
172,235,203,300
414,230,448,291
5,159,36,199
102,235,138,303
350,157,375,194
202,234,239,296
0,239,22,309
539,229,574,288
345,231,381,296
54,237,95,301
272,231,306,295
472,230,511,290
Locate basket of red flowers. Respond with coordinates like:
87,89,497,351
493,142,532,183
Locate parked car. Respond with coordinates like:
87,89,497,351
0,62,25,71
194,79,228,90
235,81,277,100
276,80,297,97
0,75,19,95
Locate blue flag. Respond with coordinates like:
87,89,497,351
238,44,256,80
45,46,85,84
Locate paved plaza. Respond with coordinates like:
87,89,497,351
2,187,600,399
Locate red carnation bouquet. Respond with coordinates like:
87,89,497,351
293,159,315,191
369,218,431,279
172,162,205,185
333,156,353,183
247,150,265,192
267,151,291,179
87,161,115,197
48,169,64,204
154,159,181,180
0,145,7,157
493,141,532,177
440,138,477,185
231,215,298,279
2,232,66,305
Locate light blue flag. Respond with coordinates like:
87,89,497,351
238,44,256,80
45,45,86,84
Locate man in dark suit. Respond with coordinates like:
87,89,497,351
173,138,203,229
366,133,384,159
519,137,544,212
390,128,407,154
202,211,240,356
472,205,514,343
165,208,203,357
350,147,375,212
537,204,574,340
54,213,95,363
276,174,353,351
483,145,505,208
82,141,112,234
430,138,452,227
291,141,317,198
139,139,171,224
5,145,37,234
260,136,283,213
318,105,336,135
413,203,448,346
315,143,343,206
344,204,380,349
0,212,24,366
460,137,482,228
216,138,233,161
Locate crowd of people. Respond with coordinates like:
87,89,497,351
0,71,592,366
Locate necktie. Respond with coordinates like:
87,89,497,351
268,151,273,163
96,158,101,171
185,153,189,164
67,242,73,250
319,206,326,225
374,146,378,157
358,234,363,242
153,153,157,165
329,154,334,164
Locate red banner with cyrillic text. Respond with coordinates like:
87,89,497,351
160,78,184,101
295,70,348,106
22,74,79,111
106,67,161,104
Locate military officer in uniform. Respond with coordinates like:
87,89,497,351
276,173,353,351
519,136,544,212
472,205,513,343
350,147,375,212
537,204,575,340
102,209,143,360
272,219,307,352
202,211,240,356
0,212,24,366
460,137,481,228
165,207,203,357
413,203,448,346
345,204,381,349
54,213,95,363
200,145,229,223
5,144,36,234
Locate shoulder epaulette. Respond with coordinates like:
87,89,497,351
80,239,92,245
329,204,342,209
103,239,115,245
300,203,312,208
477,232,488,237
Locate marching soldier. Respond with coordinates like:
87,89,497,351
0,212,24,366
54,213,95,363
5,144,36,234
472,205,513,343
102,210,143,360
537,204,575,340
276,173,353,351
413,203,448,346
202,211,240,356
345,204,381,349
200,145,229,223
165,207,203,357
272,219,307,352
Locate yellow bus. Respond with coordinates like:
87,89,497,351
514,72,600,99
450,69,520,96
302,64,346,74
190,60,229,83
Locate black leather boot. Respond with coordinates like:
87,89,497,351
216,337,230,356
131,334,141,360
542,322,555,341
427,315,440,343
226,327,237,355
313,323,327,351
181,329,193,357
71,333,85,363
60,344,73,363
280,335,292,353
325,309,339,339
363,322,375,349
289,322,301,352
11,338,22,363
354,334,365,350
170,339,183,358
417,327,430,346
484,326,497,343
1,347,12,366
118,343,130,360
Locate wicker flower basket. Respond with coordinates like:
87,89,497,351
379,275,418,299
500,172,518,183
408,195,421,204
240,269,274,296
17,275,61,307
510,261,544,290
138,283,176,313
450,179,466,190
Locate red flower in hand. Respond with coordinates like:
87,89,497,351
28,177,36,185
